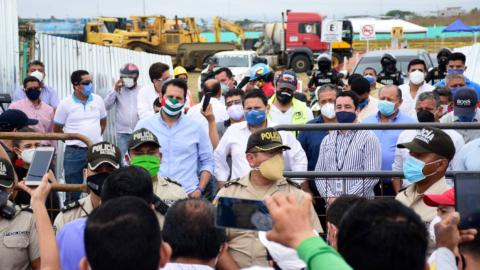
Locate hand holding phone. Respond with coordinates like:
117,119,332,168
202,92,212,112
25,147,55,187
215,197,273,231
454,173,480,230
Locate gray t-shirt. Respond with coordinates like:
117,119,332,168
217,120,232,179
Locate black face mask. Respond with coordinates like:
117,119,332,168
275,90,294,105
0,189,14,220
319,63,331,71
87,172,110,196
384,64,396,73
438,58,448,70
417,110,435,123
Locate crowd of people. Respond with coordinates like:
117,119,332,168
0,47,479,270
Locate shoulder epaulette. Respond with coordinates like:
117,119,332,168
224,178,241,188
164,177,182,187
61,201,81,213
19,205,33,213
286,178,302,190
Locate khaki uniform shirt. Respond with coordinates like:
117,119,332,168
215,174,323,268
369,82,384,98
154,176,188,226
0,201,40,270
396,177,452,225
53,195,94,234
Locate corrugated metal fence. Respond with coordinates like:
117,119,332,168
454,43,480,84
0,0,19,97
34,34,173,180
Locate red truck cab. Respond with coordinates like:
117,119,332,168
286,12,327,51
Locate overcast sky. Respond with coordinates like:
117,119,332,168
18,0,479,21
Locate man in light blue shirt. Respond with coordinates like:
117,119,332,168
434,52,480,98
456,137,480,171
363,84,417,196
13,60,60,109
134,79,214,198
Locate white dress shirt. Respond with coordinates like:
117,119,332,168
392,129,465,187
137,85,159,120
186,97,229,133
214,121,308,183
269,105,314,125
398,82,435,119
162,263,214,270
358,96,379,122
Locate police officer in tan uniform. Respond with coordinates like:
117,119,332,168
125,128,187,225
0,157,40,270
53,142,122,233
215,127,323,269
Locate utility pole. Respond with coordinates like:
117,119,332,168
380,0,382,15
143,0,146,16
228,2,230,19
97,2,99,17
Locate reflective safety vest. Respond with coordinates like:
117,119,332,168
267,94,308,137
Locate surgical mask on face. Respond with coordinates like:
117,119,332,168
378,100,398,116
220,83,229,94
227,104,244,121
326,224,338,247
16,148,35,164
364,75,376,84
123,78,135,88
162,98,184,117
321,103,336,119
245,109,266,126
251,154,284,181
129,155,160,178
459,111,476,123
359,99,369,110
26,89,41,101
450,87,461,97
82,83,93,96
441,104,450,116
335,111,357,123
429,215,442,243
409,70,425,85
403,156,441,183
30,71,44,82
448,69,464,74
86,172,109,196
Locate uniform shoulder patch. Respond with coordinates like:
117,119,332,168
61,201,81,213
286,178,302,190
19,205,33,213
164,177,182,187
224,178,241,188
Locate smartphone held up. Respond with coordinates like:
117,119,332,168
24,146,55,186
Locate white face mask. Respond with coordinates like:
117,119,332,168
30,71,44,82
409,70,425,85
429,215,442,243
18,148,35,164
227,104,245,120
321,103,336,119
440,104,449,116
123,78,135,88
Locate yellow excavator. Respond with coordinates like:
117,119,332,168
213,16,246,43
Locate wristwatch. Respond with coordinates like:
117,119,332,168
196,186,205,194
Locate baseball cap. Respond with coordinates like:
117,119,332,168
86,142,121,171
0,109,38,128
397,126,455,161
127,128,160,150
208,56,220,67
0,157,15,188
276,70,298,92
423,188,455,207
246,127,291,153
454,87,478,116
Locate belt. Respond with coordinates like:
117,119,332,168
66,145,88,150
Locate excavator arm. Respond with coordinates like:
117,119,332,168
213,16,246,42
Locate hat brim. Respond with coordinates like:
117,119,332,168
423,193,455,207
0,179,14,189
454,106,476,117
397,141,432,154
26,119,39,125
88,158,120,171
128,141,161,150
277,82,297,92
255,144,291,152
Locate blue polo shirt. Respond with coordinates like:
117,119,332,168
456,137,480,171
297,116,330,171
434,76,480,98
362,111,418,183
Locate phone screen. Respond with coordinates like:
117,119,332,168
455,173,480,229
202,92,212,112
26,148,54,183
215,197,273,231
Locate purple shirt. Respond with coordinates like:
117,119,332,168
9,98,57,148
14,84,60,108
56,218,86,270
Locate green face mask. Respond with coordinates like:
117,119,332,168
130,155,160,178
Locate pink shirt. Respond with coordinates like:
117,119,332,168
9,98,57,149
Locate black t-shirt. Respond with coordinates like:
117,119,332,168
0,141,12,158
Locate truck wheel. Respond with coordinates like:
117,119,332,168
331,53,344,68
131,43,145,52
291,55,310,73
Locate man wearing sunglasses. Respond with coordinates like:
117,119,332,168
9,76,56,149
53,70,107,203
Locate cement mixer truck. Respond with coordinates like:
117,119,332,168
256,11,353,73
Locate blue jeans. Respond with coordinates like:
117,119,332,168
64,146,87,203
116,133,131,158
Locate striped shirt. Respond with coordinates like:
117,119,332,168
162,263,214,270
314,129,382,199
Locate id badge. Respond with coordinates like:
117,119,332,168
335,180,343,193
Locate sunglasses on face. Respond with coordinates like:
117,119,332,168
26,87,40,91
78,80,92,86
226,99,242,107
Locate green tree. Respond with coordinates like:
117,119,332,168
385,10,415,19
471,7,478,13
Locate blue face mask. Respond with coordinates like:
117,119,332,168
364,75,376,84
378,100,397,116
82,83,93,96
359,99,369,110
403,156,441,183
448,69,464,74
245,109,267,126
458,111,476,123
335,111,357,123
451,87,461,97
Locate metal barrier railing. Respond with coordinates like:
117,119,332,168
283,171,480,178
0,132,94,147
275,122,480,131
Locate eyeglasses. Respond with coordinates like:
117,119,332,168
78,80,92,86
25,87,40,91
249,149,287,156
226,99,242,107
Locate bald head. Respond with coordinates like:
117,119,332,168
203,79,221,98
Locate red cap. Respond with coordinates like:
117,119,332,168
423,188,455,207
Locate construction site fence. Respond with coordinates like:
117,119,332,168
0,0,20,97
